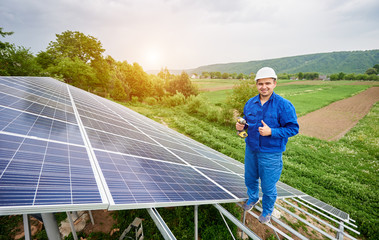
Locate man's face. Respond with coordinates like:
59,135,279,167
256,78,277,97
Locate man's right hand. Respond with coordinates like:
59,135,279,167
236,122,245,131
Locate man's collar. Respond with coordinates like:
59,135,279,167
255,92,276,103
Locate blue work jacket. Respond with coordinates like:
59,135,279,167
243,92,299,153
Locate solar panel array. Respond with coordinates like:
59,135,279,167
0,77,348,221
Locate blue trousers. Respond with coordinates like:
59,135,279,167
244,144,283,216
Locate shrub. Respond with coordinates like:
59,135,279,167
185,95,206,114
131,96,139,104
226,79,258,115
160,92,186,107
143,97,157,105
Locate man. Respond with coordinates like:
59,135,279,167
236,67,299,224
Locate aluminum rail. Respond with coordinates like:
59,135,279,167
253,205,308,240
213,204,261,240
147,208,177,240
275,203,336,239
283,199,358,240
292,198,360,235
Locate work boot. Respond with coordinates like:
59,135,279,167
242,199,259,211
258,214,271,224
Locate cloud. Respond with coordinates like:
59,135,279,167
1,0,378,70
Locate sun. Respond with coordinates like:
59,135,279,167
144,48,162,69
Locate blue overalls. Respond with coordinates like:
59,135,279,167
243,92,299,216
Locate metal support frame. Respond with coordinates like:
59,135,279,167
337,221,345,240
88,210,95,225
41,213,61,240
66,211,78,240
241,210,247,239
213,204,261,240
292,198,360,235
275,203,336,239
283,199,358,240
194,205,198,240
218,209,236,240
23,214,31,240
147,208,176,240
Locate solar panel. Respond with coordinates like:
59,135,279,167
0,76,346,220
299,195,349,221
0,77,108,215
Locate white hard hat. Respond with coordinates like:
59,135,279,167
255,67,277,81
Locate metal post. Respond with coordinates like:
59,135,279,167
241,210,247,239
88,210,95,225
337,221,344,240
23,214,31,240
194,205,198,240
41,213,61,240
66,211,78,240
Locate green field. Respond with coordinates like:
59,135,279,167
126,81,378,239
199,80,373,116
193,78,239,90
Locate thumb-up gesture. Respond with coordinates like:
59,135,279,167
259,120,271,136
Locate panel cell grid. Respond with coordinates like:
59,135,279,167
95,150,233,205
198,168,248,199
86,128,184,164
0,134,102,207
0,107,83,145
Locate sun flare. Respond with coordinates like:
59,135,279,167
144,48,162,69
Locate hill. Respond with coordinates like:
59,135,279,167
186,50,379,75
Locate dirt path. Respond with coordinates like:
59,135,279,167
298,87,379,141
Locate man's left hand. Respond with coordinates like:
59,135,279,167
259,120,272,136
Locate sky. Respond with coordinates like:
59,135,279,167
1,0,378,71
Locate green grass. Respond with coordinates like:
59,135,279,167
200,89,232,105
192,78,239,90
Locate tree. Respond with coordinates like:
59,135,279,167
365,68,377,75
237,73,244,79
201,72,210,79
0,28,41,76
221,72,229,79
0,28,14,50
166,71,198,97
46,30,105,64
337,72,345,80
36,51,55,70
298,72,304,79
0,44,41,76
158,67,174,86
47,57,97,89
373,64,379,73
